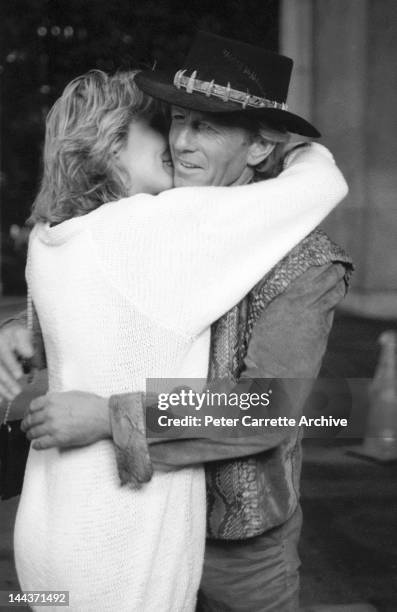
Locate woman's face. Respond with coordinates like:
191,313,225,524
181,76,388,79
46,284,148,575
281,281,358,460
117,117,174,195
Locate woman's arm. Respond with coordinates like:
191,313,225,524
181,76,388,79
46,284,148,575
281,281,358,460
0,307,46,400
21,262,348,478
92,143,348,337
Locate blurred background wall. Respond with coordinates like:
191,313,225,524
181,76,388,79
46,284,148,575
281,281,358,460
281,0,397,319
1,0,396,318
0,0,280,295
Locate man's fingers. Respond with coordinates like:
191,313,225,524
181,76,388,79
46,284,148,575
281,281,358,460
21,396,47,431
30,396,48,412
32,435,54,450
21,410,47,432
25,424,49,440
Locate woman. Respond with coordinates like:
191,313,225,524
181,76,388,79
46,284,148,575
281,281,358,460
13,69,347,611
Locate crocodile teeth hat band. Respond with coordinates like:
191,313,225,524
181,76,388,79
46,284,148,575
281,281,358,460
173,69,289,111
135,30,320,138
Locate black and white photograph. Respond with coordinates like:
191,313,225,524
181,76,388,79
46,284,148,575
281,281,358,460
0,1,396,611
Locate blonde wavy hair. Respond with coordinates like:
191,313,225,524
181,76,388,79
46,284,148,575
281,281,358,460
30,70,160,225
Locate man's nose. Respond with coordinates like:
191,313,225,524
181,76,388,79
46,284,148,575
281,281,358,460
173,126,196,152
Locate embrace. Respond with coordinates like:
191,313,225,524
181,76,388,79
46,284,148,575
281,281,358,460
0,31,352,612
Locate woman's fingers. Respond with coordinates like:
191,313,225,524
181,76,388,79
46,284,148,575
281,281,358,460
0,363,22,400
0,325,35,401
0,381,17,402
0,324,33,376
0,342,23,382
12,326,35,360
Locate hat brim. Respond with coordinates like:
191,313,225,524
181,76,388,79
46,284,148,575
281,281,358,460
135,70,320,138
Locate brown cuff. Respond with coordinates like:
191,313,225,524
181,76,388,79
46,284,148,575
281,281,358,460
109,392,153,489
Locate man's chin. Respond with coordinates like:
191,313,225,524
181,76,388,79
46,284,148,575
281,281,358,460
173,172,206,188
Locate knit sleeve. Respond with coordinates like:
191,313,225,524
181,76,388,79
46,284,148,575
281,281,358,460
90,143,348,338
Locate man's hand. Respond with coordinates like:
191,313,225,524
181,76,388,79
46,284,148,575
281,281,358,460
0,322,34,400
21,391,111,450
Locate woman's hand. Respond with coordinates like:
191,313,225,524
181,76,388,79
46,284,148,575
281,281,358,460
21,391,111,450
0,322,33,400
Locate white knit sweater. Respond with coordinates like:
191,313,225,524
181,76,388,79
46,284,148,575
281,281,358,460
14,144,347,612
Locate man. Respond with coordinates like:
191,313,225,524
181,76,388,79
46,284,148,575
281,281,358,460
0,32,351,611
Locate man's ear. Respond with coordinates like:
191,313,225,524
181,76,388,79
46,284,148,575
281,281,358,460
247,140,276,166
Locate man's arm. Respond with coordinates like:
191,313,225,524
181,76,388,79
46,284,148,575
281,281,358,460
21,263,349,487
95,262,348,484
144,262,348,471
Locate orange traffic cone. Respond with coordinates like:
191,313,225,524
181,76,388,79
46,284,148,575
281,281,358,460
357,330,397,461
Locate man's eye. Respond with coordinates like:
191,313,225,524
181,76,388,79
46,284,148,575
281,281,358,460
171,113,184,121
199,122,216,133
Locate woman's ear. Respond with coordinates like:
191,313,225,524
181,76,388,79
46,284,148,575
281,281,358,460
247,140,276,167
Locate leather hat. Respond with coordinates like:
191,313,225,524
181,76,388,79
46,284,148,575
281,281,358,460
135,31,320,138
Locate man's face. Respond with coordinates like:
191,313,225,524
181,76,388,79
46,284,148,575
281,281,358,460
169,106,254,187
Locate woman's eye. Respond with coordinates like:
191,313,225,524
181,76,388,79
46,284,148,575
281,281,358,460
171,113,184,121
